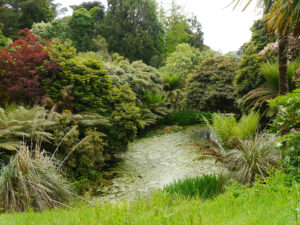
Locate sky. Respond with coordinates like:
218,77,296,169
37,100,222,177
54,0,262,53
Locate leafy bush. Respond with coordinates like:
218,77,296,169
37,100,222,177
161,45,220,111
105,85,143,152
269,90,300,180
44,50,112,112
31,19,70,42
277,132,300,180
234,43,266,98
160,111,212,126
234,18,276,98
106,55,164,104
44,46,144,155
207,112,260,150
160,43,218,78
164,174,226,199
185,56,239,112
269,89,300,135
0,144,74,212
0,30,11,48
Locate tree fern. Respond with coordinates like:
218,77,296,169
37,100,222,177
208,112,259,150
0,105,55,151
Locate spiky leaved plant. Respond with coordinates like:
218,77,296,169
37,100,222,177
224,134,281,184
0,143,75,212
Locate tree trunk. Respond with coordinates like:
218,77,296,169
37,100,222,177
277,32,289,95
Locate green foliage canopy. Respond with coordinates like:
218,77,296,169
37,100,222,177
102,0,165,64
0,0,58,39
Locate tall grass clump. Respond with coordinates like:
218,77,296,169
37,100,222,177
208,112,259,149
0,143,75,212
164,174,226,199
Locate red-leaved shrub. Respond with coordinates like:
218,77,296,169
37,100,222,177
0,29,51,104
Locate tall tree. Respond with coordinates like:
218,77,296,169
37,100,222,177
102,0,165,64
231,0,300,95
162,0,204,56
69,7,104,51
70,1,105,13
0,0,58,39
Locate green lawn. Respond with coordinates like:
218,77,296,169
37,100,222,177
0,172,298,225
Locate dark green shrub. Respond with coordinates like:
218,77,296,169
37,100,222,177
164,174,226,199
105,84,143,153
185,56,239,112
160,111,212,126
44,44,112,112
61,53,112,112
234,43,266,98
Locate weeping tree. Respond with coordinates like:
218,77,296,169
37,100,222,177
231,0,300,95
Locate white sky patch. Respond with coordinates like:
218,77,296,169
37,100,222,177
55,0,261,53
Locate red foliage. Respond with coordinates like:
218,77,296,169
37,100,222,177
0,29,51,104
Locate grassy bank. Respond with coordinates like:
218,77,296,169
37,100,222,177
0,172,298,225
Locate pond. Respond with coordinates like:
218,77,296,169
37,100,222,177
98,126,223,201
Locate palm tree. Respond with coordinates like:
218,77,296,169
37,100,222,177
230,0,300,95
240,61,299,116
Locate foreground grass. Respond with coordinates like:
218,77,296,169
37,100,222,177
0,173,299,225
